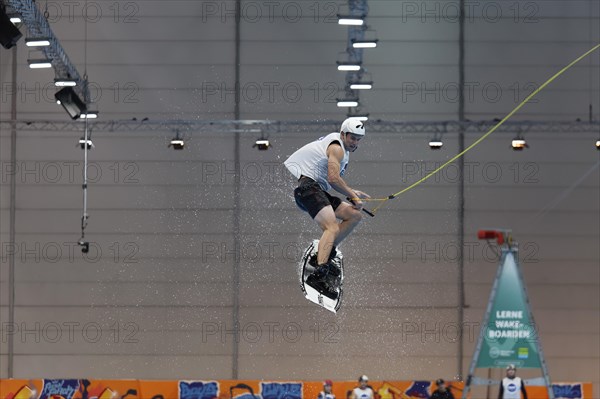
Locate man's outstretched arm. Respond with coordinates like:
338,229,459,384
326,144,369,207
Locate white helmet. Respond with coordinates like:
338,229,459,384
341,118,366,136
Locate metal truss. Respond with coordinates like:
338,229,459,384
1,119,598,134
4,0,90,101
340,0,370,116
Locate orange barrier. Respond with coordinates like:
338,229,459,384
0,379,592,399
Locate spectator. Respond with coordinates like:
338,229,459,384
429,379,455,399
498,364,528,399
318,380,335,399
351,375,374,399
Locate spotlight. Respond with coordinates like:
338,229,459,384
429,138,443,150
25,38,51,47
27,58,52,69
337,100,359,107
80,111,98,119
349,82,372,90
78,138,94,150
28,59,52,69
55,87,87,119
338,17,364,25
9,16,21,24
78,240,90,254
254,137,271,150
0,9,22,49
337,63,361,71
596,139,600,150
54,79,77,87
170,139,185,150
511,137,528,150
169,131,185,150
352,39,378,48
347,111,369,121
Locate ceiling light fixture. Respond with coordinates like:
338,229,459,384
337,63,361,71
511,137,528,150
0,9,22,48
338,17,364,26
28,59,52,68
25,38,51,47
78,137,94,150
429,138,443,150
254,137,271,151
55,79,77,87
55,86,87,119
169,131,185,150
352,39,378,48
337,100,359,107
349,82,373,90
79,111,98,119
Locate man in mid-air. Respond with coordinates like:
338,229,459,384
284,118,370,299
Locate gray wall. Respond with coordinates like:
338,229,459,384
0,0,598,396
0,128,598,388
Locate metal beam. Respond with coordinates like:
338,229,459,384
0,119,598,134
341,0,369,115
4,0,90,101
231,0,241,380
457,0,466,380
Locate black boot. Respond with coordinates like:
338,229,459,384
328,246,338,261
309,248,339,269
306,266,338,299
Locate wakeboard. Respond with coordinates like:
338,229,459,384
298,239,344,313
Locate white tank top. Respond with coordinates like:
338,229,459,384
352,387,373,399
318,392,335,399
284,132,349,191
502,377,523,399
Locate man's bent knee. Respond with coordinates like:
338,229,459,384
348,208,363,223
324,222,340,235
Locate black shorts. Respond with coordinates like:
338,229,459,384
294,177,342,219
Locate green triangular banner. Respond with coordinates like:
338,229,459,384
476,251,542,368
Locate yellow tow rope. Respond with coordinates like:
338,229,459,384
352,44,600,216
